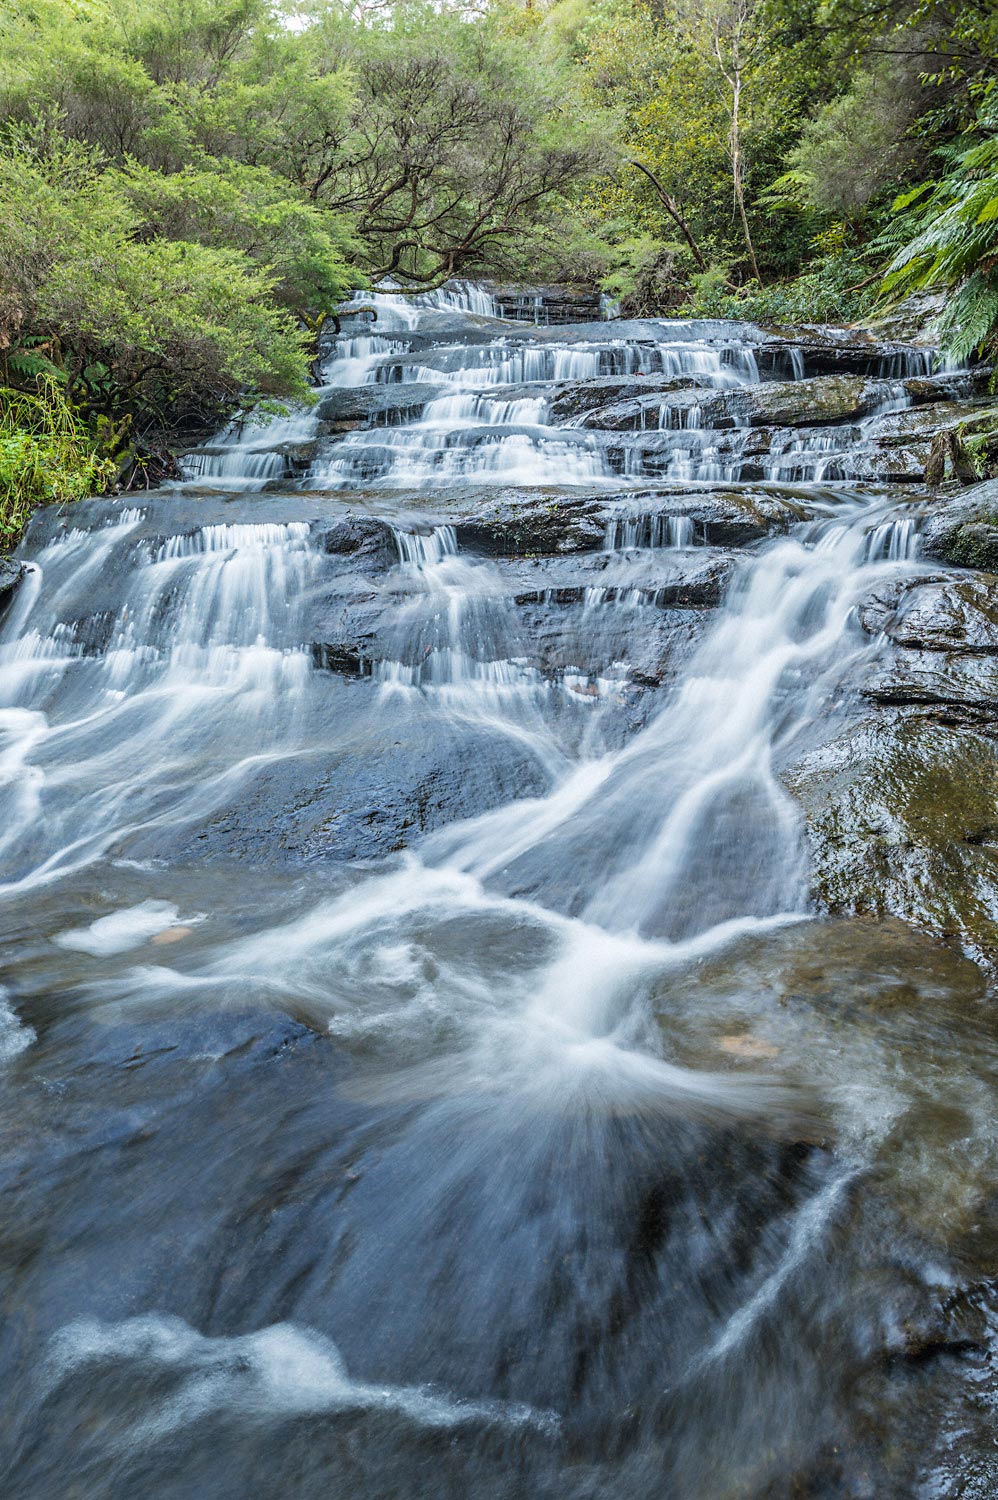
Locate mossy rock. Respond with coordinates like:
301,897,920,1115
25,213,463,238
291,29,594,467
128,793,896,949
922,479,998,572
786,711,998,976
0,556,23,602
944,518,998,571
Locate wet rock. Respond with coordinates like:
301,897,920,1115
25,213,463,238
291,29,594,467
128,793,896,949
603,488,812,546
309,584,385,675
902,369,991,404
315,384,445,430
943,521,998,572
273,439,320,467
744,375,879,428
864,655,998,726
922,479,998,572
858,575,998,729
787,712,998,973
310,640,373,676
0,557,24,613
169,710,550,865
509,553,736,610
752,328,935,380
314,515,400,572
449,485,809,558
45,610,119,657
882,577,998,654
149,926,194,945
490,283,603,324
863,290,946,344
549,376,704,424
868,401,990,446
452,489,607,555
792,569,998,969
846,401,998,486
578,374,879,433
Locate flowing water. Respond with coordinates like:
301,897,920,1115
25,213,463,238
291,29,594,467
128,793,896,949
1,289,996,1499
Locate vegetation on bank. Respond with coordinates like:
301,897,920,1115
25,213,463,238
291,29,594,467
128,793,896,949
0,380,118,543
0,0,996,544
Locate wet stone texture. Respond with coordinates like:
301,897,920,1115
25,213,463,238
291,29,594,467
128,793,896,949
789,553,998,976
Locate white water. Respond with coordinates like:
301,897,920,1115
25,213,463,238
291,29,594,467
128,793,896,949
2,294,970,1500
3,487,931,1134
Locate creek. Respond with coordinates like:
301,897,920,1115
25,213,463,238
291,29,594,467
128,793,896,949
1,285,997,1498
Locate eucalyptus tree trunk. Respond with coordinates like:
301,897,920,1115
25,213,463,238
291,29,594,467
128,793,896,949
726,60,762,284
709,0,763,285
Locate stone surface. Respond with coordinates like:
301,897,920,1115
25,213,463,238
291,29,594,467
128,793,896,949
578,374,877,432
0,557,24,612
789,567,998,971
315,383,445,430
787,712,998,973
922,479,998,572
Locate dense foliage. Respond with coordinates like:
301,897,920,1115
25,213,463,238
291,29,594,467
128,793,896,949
0,0,997,544
880,111,998,364
0,378,118,542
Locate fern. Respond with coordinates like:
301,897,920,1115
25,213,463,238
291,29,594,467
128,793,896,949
879,112,998,363
4,348,64,384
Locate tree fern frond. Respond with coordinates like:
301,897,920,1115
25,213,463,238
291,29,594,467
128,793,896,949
878,111,998,357
937,272,998,360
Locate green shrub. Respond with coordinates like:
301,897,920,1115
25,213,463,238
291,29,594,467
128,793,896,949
0,378,116,544
680,248,877,326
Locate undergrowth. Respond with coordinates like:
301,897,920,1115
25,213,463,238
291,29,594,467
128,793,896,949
0,379,117,547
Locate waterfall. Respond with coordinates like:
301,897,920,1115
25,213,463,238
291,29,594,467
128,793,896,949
3,291,977,1500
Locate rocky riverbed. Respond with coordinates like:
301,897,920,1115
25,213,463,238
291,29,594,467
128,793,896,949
1,288,997,1499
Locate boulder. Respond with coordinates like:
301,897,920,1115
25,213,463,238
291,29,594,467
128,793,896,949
922,480,998,572
314,514,401,572
787,712,998,974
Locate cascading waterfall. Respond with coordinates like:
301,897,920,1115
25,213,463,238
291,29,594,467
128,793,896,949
0,515,319,892
3,288,989,1500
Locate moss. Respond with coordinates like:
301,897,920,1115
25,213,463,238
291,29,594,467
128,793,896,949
958,409,998,483
789,714,998,975
943,510,998,570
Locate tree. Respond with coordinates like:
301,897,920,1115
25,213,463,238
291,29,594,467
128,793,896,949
674,0,768,283
0,124,312,424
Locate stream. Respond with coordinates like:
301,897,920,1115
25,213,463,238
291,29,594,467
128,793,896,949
1,286,997,1497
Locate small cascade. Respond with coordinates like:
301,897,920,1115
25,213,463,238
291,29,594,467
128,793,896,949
393,525,458,566
863,516,919,562
179,407,318,491
323,335,411,387
604,514,698,551
422,281,499,318
316,423,610,488
0,515,319,890
363,340,760,391
336,282,499,330
370,526,624,741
